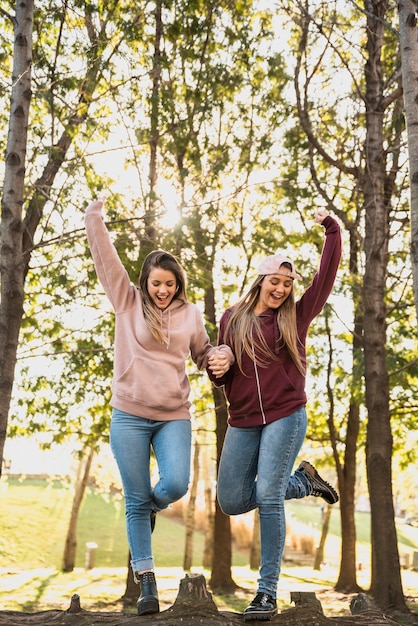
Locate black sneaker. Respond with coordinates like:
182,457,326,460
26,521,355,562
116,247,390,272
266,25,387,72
297,460,339,504
244,592,277,621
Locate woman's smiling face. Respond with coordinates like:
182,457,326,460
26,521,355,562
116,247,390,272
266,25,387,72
254,271,293,315
147,267,177,310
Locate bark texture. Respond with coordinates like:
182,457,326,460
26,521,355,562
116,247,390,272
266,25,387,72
362,0,407,609
398,0,418,320
0,0,34,477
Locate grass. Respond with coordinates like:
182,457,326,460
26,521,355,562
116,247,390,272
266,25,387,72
286,500,418,560
286,501,373,543
0,477,417,620
0,476,249,570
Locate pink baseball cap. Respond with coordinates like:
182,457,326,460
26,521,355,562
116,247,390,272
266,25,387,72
257,252,302,280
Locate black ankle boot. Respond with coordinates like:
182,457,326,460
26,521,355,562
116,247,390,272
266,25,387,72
244,592,277,620
136,571,159,615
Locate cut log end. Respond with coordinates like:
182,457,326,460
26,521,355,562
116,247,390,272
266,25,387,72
172,573,218,611
290,591,323,614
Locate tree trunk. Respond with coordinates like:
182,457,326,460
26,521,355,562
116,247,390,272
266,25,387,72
398,0,418,321
335,402,362,592
202,442,214,569
362,0,407,610
62,446,95,572
250,509,261,570
334,244,363,593
141,0,162,254
183,441,200,571
209,385,237,591
324,301,362,592
121,552,137,605
204,270,236,591
0,0,34,478
314,505,332,570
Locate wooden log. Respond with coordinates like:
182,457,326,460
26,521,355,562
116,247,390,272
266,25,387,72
0,575,410,625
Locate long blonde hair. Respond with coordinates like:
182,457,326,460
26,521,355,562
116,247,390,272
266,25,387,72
224,273,306,376
139,250,188,344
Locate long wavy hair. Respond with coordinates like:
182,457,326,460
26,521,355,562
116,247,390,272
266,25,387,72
224,265,305,376
138,250,188,344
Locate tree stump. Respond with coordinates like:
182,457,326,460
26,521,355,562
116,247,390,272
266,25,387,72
290,591,323,613
172,573,218,611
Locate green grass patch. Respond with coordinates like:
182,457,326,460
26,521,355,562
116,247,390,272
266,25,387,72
286,500,418,551
285,501,373,542
0,477,249,570
1,477,416,572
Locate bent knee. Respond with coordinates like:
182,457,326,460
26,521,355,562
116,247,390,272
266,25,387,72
217,492,241,516
165,481,188,503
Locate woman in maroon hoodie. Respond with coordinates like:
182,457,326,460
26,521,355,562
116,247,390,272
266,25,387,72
207,209,341,621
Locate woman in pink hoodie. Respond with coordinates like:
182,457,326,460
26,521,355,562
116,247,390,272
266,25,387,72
85,197,234,615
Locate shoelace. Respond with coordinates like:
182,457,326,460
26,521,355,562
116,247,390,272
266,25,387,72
310,481,338,502
251,592,274,605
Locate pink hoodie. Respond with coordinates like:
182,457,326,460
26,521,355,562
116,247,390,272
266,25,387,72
85,202,233,421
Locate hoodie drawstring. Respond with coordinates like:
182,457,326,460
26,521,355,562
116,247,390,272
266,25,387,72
252,343,267,424
159,308,171,348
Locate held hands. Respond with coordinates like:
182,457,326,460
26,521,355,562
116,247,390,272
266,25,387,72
314,209,329,225
208,350,231,378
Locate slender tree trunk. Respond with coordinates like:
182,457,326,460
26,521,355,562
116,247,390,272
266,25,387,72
323,302,362,592
362,0,407,609
314,505,332,570
209,385,237,591
184,441,200,571
202,442,214,569
335,402,362,592
0,0,34,478
204,277,236,591
62,446,95,572
122,553,137,605
335,275,363,592
141,0,162,254
398,0,418,320
250,510,260,570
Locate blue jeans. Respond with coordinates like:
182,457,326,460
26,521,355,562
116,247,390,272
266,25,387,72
110,409,191,575
217,408,309,598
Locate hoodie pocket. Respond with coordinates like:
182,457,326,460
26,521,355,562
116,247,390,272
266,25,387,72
116,356,185,410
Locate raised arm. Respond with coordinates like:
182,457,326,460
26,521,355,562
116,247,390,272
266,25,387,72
297,210,342,324
85,197,133,311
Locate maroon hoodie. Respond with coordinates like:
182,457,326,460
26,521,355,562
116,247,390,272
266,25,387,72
209,216,342,427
